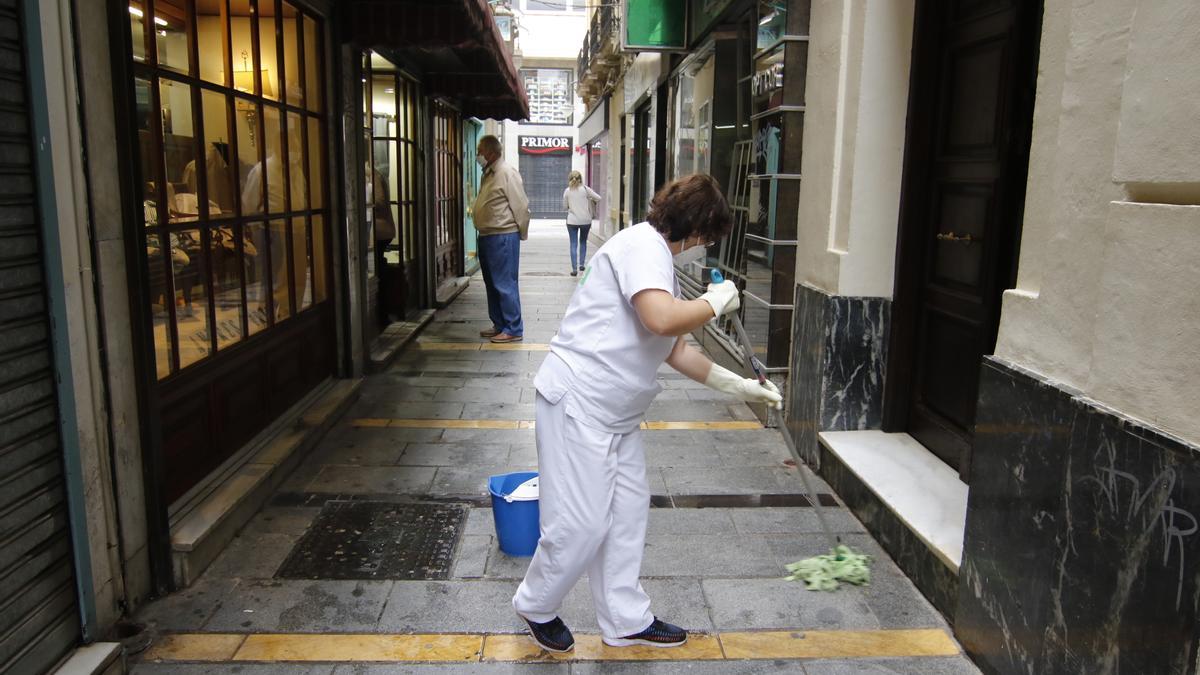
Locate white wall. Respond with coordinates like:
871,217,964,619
793,0,914,297
515,8,587,60
995,0,1200,445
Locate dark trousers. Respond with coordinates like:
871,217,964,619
478,231,523,336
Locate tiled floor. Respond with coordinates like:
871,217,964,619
132,221,980,674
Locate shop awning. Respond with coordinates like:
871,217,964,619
347,0,530,120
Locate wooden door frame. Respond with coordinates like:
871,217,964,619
882,0,1042,467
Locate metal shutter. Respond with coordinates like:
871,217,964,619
0,0,82,671
519,151,574,219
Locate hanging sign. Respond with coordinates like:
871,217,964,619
623,0,687,51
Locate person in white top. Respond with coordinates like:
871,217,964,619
512,174,783,653
561,170,601,276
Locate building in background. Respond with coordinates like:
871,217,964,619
578,1,1200,673
499,1,589,224
1,1,524,671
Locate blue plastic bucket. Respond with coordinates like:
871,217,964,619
488,471,540,557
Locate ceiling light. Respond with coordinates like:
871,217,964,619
128,6,144,18
154,16,169,26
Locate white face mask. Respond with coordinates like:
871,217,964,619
672,238,709,266
476,155,488,169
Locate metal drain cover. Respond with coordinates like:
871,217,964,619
276,501,465,580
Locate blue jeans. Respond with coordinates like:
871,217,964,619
568,224,591,270
478,232,523,336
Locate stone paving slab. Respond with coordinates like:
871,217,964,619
136,577,240,632
802,657,981,674
332,665,565,674
729,507,867,535
133,665,336,674
240,506,322,537
570,663,809,674
661,466,811,495
204,580,394,632
398,443,510,467
702,578,880,631
204,531,297,579
307,466,438,494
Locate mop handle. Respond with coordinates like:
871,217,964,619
709,270,767,385
711,269,841,549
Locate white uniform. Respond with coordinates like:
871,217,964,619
512,222,677,639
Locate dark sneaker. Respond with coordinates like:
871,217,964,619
520,614,574,653
602,617,687,648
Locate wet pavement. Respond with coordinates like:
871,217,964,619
131,221,980,673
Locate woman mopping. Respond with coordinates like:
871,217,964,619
562,170,601,276
513,174,783,651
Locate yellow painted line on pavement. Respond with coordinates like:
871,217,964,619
234,634,483,662
141,629,959,663
483,342,550,351
643,420,763,430
142,634,246,661
350,419,763,431
482,633,724,661
720,629,960,660
414,341,550,351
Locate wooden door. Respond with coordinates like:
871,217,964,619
888,0,1040,479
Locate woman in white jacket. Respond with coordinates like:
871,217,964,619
562,170,601,276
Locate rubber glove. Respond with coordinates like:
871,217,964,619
704,363,783,409
699,280,740,319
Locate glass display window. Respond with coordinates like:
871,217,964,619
127,0,328,380
672,48,714,180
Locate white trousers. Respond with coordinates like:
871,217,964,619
512,393,654,638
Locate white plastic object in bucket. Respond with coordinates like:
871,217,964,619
503,476,538,503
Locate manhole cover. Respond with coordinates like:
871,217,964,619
276,501,465,580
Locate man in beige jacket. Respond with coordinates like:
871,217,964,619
472,135,530,343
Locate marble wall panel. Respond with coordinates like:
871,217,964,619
958,357,1200,675
786,283,890,467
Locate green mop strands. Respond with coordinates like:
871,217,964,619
784,545,872,591
778,420,873,591
708,269,874,591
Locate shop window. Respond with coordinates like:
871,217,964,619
368,69,422,265
154,0,191,75
432,101,463,288
672,48,715,180
304,16,321,112
129,2,148,64
127,0,328,380
282,2,302,107
521,68,573,125
258,2,280,101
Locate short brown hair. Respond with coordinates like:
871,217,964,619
646,174,732,243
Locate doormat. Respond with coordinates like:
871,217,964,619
276,501,465,580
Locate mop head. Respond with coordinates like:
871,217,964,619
785,545,872,591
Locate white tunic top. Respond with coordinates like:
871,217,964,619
562,185,601,225
535,222,679,432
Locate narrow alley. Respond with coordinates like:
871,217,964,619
128,222,977,674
